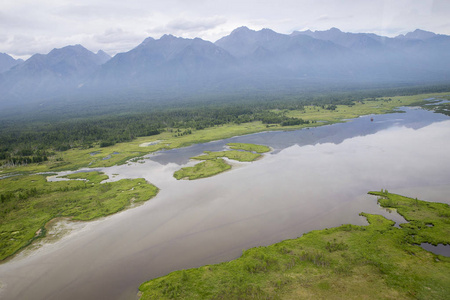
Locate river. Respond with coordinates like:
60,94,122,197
0,107,449,300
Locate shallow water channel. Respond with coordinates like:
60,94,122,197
1,107,450,300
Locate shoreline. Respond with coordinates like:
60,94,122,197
2,92,447,176
0,95,445,262
0,109,449,299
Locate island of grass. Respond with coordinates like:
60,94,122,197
227,143,271,153
174,143,268,180
192,150,261,162
173,159,231,180
139,192,450,299
0,171,158,261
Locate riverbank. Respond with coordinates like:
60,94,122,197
0,106,449,300
1,92,447,176
0,92,448,262
0,171,158,261
138,192,450,299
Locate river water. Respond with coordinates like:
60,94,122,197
0,107,449,300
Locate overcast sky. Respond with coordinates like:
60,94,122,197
1,0,450,59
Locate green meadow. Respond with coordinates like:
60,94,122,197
173,159,232,180
0,171,158,261
174,143,268,180
192,150,261,162
227,143,271,153
139,192,450,299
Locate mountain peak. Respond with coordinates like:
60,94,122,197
96,50,111,64
48,44,89,56
141,37,155,46
230,26,253,35
0,53,23,73
328,27,342,33
397,29,436,40
160,34,178,40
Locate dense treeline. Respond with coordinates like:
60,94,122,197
0,84,448,166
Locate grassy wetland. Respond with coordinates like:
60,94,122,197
174,143,269,180
139,192,450,299
0,171,158,261
1,92,446,176
0,92,448,262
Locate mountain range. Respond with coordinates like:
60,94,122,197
1,27,450,109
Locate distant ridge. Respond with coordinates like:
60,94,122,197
0,27,450,109
0,53,23,73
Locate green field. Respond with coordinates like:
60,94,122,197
174,143,268,180
227,143,271,153
0,171,158,261
173,159,232,180
139,192,450,299
192,150,261,162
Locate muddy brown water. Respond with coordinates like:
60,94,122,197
0,108,449,300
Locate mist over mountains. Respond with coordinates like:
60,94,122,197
1,27,450,110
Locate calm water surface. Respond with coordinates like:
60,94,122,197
0,108,449,300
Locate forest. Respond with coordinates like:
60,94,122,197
1,83,449,167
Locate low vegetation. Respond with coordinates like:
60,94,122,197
1,91,448,261
192,150,261,162
174,143,268,180
1,92,447,175
173,159,231,180
139,192,450,299
227,143,271,153
0,171,158,261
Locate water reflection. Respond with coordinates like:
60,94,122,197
420,243,450,257
150,107,449,165
0,109,449,300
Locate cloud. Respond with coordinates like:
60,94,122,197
53,3,149,20
93,28,147,54
166,16,226,32
147,16,227,39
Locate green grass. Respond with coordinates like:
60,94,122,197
61,172,109,183
175,143,268,180
2,92,445,176
281,93,439,123
192,150,261,162
173,159,231,180
139,192,450,299
174,142,269,180
0,171,158,261
227,143,271,153
368,191,450,246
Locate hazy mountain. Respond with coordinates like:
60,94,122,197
396,29,437,40
93,34,236,92
96,50,111,64
0,53,23,73
215,26,290,58
0,27,449,109
291,27,383,51
291,27,450,81
0,45,110,102
215,27,357,83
